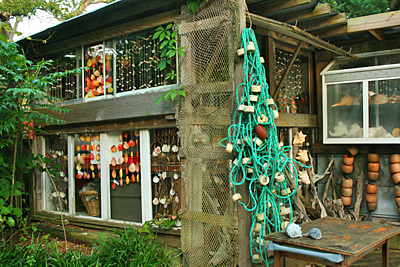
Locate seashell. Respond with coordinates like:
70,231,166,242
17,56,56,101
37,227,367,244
173,173,179,180
91,135,96,141
119,178,123,186
293,131,307,146
152,151,159,157
96,134,100,141
80,135,85,141
155,146,161,154
85,135,91,142
299,170,310,184
129,163,136,173
255,125,267,140
81,144,87,151
118,155,124,164
97,163,101,170
96,154,100,161
124,154,128,163
392,128,400,137
96,144,100,152
162,144,170,153
118,144,124,151
76,164,82,171
153,198,159,205
131,174,136,182
90,153,94,160
128,140,135,147
329,121,348,137
119,134,123,142
282,223,302,238
153,176,160,183
372,94,389,105
76,172,82,179
175,219,181,227
175,196,179,203
59,171,65,177
160,197,166,205
303,228,322,240
76,145,81,152
111,145,117,152
90,164,95,171
171,145,179,152
123,142,129,150
119,168,123,179
91,144,96,151
170,189,176,195
111,157,117,166
332,95,354,107
161,171,167,179
295,149,309,163
126,176,130,185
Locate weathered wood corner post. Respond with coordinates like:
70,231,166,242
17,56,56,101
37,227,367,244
234,6,252,266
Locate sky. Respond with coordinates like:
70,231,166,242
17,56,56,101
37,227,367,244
12,3,108,41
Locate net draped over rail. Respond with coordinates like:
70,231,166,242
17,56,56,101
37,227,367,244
220,28,308,264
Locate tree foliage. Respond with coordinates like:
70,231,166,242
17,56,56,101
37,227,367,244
318,0,392,18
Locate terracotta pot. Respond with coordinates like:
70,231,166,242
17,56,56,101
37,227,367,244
368,163,379,172
343,155,354,166
366,183,378,194
396,197,400,207
366,193,378,203
341,188,353,197
341,196,352,206
395,185,400,197
391,163,400,173
342,164,353,174
393,173,400,184
368,171,379,181
342,178,353,188
367,202,378,211
367,153,379,163
390,154,400,163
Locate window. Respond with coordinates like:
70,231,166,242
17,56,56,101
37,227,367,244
43,26,175,101
275,49,310,114
322,50,400,144
42,128,180,224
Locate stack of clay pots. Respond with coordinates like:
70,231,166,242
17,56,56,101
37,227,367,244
341,154,354,206
367,153,379,211
390,154,400,215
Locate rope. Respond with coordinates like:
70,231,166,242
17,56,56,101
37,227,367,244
219,28,310,265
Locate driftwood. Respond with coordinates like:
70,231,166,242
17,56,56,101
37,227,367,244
353,171,365,220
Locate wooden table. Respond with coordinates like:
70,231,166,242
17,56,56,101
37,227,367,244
265,217,400,267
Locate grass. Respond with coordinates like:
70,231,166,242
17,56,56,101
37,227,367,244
0,227,177,267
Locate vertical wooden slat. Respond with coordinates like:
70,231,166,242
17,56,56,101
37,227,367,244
266,36,276,97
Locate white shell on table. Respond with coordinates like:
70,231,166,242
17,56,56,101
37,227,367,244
299,170,310,185
283,223,303,238
153,176,160,183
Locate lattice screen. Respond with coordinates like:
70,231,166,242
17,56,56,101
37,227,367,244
175,0,245,265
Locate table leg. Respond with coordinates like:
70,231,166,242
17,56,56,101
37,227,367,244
382,240,389,267
274,251,281,267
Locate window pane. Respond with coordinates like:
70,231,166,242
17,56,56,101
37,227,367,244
369,79,400,138
84,43,105,98
150,128,181,219
45,134,69,212
40,48,82,101
115,28,173,92
327,83,363,138
74,134,101,217
275,49,310,114
109,131,141,222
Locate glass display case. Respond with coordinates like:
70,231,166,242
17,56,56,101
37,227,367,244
322,50,400,144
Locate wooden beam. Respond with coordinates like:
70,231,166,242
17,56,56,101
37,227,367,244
251,0,316,17
26,10,179,58
277,3,332,24
249,13,354,58
318,10,400,38
342,35,400,54
299,13,347,32
273,40,303,100
368,29,384,41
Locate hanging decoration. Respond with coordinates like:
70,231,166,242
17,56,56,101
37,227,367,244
220,28,308,264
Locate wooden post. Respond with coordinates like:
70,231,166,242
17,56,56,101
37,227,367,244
266,36,276,97
235,5,252,266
